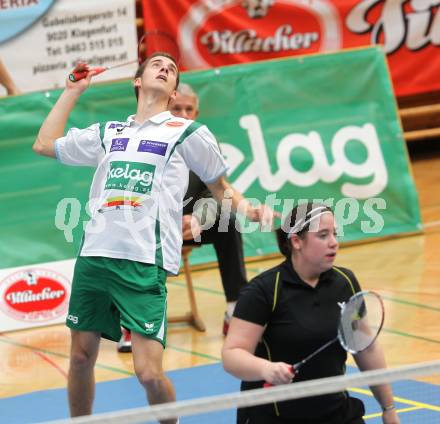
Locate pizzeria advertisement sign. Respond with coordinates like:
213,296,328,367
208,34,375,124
0,0,138,95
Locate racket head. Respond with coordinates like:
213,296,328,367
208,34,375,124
337,290,385,354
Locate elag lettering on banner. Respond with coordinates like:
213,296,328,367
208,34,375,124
142,0,440,96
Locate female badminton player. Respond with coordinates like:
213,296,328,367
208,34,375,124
222,202,400,424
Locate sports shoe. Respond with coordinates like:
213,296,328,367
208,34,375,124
222,312,232,336
117,328,132,353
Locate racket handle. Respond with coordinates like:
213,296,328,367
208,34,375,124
68,67,106,82
263,365,296,388
263,382,273,388
292,361,302,370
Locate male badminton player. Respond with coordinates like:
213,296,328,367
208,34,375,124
33,52,275,424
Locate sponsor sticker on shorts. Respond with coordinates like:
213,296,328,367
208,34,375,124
145,322,155,334
137,140,168,156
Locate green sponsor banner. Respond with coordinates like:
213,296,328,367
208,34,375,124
182,47,421,264
0,47,421,269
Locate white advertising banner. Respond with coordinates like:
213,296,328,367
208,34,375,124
0,259,74,332
0,0,138,95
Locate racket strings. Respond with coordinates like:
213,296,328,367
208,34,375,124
338,292,384,354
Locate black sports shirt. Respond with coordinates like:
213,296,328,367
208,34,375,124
234,259,362,421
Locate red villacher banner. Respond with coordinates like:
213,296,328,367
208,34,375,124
142,0,440,97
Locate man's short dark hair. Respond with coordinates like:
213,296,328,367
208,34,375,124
134,52,180,101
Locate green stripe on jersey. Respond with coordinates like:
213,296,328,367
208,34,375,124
99,122,106,152
166,121,203,164
154,211,163,268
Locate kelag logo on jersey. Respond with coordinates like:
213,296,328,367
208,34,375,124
105,161,155,194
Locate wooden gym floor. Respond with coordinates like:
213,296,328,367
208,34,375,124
1,142,440,414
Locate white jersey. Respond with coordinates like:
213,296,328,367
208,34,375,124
55,111,228,274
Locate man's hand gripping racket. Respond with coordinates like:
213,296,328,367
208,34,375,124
264,290,385,387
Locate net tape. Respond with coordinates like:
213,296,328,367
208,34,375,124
41,360,440,424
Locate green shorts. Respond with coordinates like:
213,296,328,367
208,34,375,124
67,256,168,347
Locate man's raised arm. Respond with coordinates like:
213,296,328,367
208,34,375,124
33,64,96,158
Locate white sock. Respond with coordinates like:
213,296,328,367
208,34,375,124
226,301,236,318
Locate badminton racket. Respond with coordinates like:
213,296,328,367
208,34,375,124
264,290,385,387
68,61,137,82
68,30,180,82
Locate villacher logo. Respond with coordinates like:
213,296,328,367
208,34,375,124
178,0,342,69
0,268,70,322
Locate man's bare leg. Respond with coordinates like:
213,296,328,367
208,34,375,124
67,330,101,416
132,332,177,424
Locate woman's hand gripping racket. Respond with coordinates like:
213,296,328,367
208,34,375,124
264,290,385,387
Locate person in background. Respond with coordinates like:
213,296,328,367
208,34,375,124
33,54,275,423
175,83,248,334
0,59,21,96
117,83,248,352
222,202,400,424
